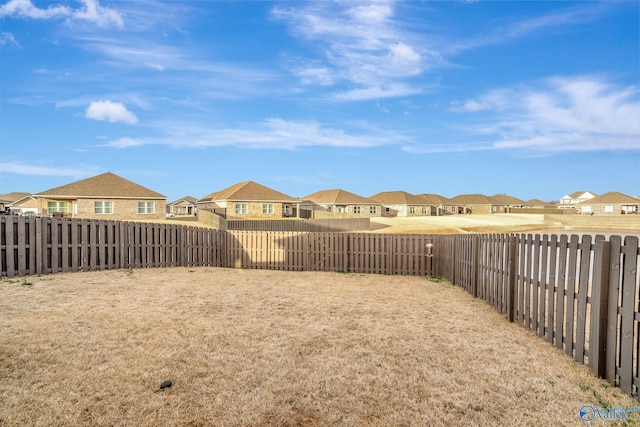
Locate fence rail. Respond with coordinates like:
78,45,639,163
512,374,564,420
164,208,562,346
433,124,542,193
3,216,640,401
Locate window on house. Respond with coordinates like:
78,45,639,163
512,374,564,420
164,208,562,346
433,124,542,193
385,207,390,213
353,206,361,214
409,206,416,214
138,201,155,214
263,203,274,214
603,205,614,213
94,201,114,214
235,203,248,214
48,201,69,213
581,206,592,214
369,206,377,214
421,207,427,214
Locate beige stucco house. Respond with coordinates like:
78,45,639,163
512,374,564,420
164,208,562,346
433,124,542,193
301,189,382,217
32,172,166,220
576,191,639,215
197,181,299,219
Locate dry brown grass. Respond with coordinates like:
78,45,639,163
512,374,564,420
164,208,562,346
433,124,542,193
1,268,638,426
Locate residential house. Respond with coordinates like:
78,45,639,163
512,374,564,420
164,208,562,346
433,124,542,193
417,193,457,215
369,191,436,217
167,196,198,216
301,189,382,217
491,194,525,212
197,181,299,219
559,191,597,207
0,192,38,215
448,194,504,214
522,199,552,208
32,172,166,220
576,192,639,215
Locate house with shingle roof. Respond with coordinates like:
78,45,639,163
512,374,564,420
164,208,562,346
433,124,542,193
576,191,639,215
197,181,299,219
417,193,458,216
559,191,597,206
369,191,436,217
32,172,166,220
448,194,506,214
522,199,553,209
167,196,198,216
301,189,382,217
491,194,524,207
0,192,38,215
0,192,38,214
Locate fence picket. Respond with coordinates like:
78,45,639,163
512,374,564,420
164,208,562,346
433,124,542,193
575,235,592,364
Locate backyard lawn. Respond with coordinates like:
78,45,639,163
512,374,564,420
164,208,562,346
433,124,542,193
1,267,638,426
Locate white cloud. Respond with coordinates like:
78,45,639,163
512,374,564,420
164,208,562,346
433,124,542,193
0,0,69,19
104,137,142,148
451,76,640,152
102,118,409,150
332,83,423,101
448,99,493,112
0,32,21,48
72,0,123,28
0,0,123,28
0,162,95,178
85,100,139,124
272,1,437,100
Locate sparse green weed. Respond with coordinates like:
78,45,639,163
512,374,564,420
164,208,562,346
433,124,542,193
580,383,611,409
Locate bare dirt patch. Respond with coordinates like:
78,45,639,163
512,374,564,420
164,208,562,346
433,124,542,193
368,214,552,235
1,268,637,426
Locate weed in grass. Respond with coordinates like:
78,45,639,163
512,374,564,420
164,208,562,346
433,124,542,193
1,277,30,286
580,383,611,409
427,276,445,283
547,380,556,387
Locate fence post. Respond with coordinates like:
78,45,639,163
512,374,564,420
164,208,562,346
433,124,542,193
618,236,639,395
606,235,622,383
507,235,518,322
35,216,43,276
472,235,480,297
589,237,610,378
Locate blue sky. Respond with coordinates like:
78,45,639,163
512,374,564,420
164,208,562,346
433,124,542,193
1,0,638,203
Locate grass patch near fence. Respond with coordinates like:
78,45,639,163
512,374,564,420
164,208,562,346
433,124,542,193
0,268,638,426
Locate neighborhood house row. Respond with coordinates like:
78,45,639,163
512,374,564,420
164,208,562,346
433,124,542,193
0,173,638,221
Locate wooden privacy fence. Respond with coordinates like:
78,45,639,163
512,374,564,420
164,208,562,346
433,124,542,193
226,231,439,274
0,216,226,276
441,233,640,399
0,216,437,277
